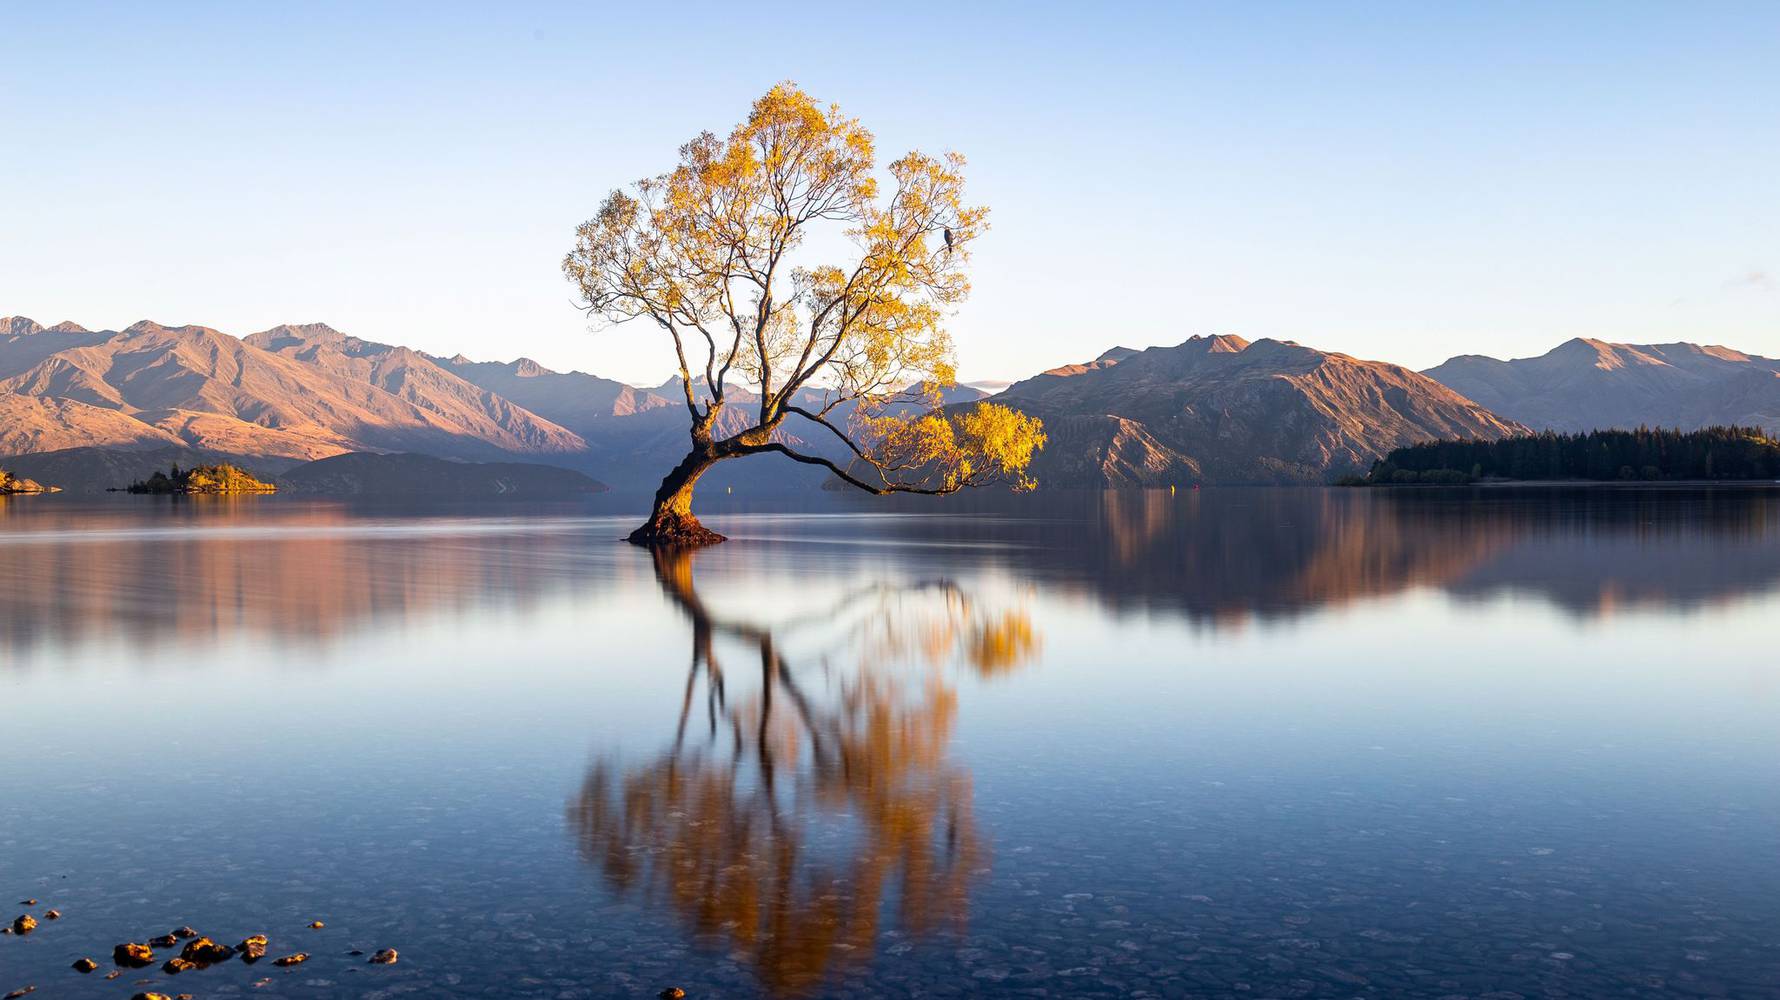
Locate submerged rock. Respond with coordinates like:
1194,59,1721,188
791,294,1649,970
9,915,35,935
17,900,36,907
113,942,155,967
72,959,98,974
272,953,309,967
42,911,59,921
4,987,36,999
369,948,398,965
148,934,179,949
659,989,687,999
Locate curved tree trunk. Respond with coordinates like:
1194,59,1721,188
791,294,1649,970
628,448,726,548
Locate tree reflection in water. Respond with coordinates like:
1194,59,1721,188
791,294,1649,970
567,550,1039,996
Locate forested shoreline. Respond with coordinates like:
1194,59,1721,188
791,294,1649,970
1350,426,1780,485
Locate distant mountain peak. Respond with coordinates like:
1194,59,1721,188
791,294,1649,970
1195,333,1252,353
2,316,44,336
1426,336,1780,432
258,322,349,341
1094,346,1138,363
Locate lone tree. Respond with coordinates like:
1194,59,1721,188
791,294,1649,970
565,82,1045,547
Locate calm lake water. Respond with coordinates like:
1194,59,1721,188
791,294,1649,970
2,488,1778,998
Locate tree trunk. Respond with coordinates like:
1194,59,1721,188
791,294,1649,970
628,448,726,548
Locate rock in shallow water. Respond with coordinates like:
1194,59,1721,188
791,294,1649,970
161,958,197,975
272,953,309,967
180,937,234,963
370,948,398,965
239,934,268,961
72,959,98,974
114,942,155,967
9,915,34,935
148,934,179,949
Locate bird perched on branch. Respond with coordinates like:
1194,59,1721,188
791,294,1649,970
941,227,954,254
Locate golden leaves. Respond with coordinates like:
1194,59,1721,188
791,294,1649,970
858,401,1047,493
564,82,1042,495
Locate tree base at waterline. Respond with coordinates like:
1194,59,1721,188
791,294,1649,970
627,510,727,549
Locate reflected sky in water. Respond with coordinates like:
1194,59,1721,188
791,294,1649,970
1,488,1777,998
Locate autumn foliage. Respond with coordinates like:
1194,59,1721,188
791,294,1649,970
564,82,1044,545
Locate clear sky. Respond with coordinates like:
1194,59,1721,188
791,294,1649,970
3,1,1776,385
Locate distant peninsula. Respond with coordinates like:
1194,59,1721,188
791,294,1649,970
0,467,58,494
126,463,276,494
1348,426,1780,485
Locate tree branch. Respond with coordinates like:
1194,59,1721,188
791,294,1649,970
736,441,961,496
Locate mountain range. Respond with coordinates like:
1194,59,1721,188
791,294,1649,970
1424,338,1780,433
3,313,1777,492
991,335,1520,485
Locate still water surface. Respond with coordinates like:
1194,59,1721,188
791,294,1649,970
1,488,1777,998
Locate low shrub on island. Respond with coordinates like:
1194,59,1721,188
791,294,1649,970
0,467,58,494
1349,425,1780,485
127,463,276,495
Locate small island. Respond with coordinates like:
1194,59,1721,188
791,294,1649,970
126,463,277,495
0,467,58,494
1346,426,1780,485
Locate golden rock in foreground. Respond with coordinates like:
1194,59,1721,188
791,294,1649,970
179,937,234,963
113,942,155,967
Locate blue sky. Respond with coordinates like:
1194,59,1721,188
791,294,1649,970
2,1,1775,384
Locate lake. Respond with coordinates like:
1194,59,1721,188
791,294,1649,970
2,487,1778,998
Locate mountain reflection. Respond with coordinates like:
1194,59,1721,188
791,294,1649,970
566,550,1038,997
0,501,617,664
2,488,1779,664
878,487,1780,622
